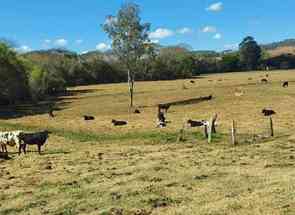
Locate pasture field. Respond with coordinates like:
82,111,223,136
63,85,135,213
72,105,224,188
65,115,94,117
1,70,295,214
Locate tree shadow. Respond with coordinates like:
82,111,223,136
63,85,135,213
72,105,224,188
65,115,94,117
0,88,104,119
0,101,71,119
191,75,207,80
65,88,104,97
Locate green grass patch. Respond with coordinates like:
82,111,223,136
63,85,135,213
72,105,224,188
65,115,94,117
0,121,224,144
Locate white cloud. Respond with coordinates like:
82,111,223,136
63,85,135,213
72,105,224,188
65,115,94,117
144,39,159,44
75,39,83,44
149,28,174,39
224,43,239,50
96,43,111,51
177,27,193,34
54,38,68,47
206,2,223,12
44,39,51,44
151,39,159,44
15,45,31,53
202,26,217,33
81,50,90,54
213,33,222,39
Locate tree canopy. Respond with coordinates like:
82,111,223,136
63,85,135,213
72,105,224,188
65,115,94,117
239,36,262,70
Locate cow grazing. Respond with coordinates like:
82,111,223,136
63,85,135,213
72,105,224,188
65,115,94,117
84,115,95,121
187,120,208,127
111,119,127,126
283,81,289,88
18,130,51,155
190,80,195,84
261,78,268,84
158,104,171,113
134,109,141,114
0,131,22,154
262,109,276,116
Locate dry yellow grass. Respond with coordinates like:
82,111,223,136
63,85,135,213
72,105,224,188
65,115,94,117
1,70,295,214
268,46,295,57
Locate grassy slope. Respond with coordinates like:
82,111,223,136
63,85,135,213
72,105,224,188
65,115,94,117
1,70,295,214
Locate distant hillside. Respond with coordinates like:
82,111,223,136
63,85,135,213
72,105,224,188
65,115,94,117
191,50,220,57
22,38,295,62
262,39,295,50
262,39,295,57
23,49,78,66
80,50,117,62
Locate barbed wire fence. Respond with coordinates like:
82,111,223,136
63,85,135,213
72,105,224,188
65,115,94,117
230,116,274,145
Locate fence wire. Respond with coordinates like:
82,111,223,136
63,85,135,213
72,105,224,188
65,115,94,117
229,117,273,145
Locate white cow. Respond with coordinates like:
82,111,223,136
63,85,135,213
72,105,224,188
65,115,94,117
0,131,23,153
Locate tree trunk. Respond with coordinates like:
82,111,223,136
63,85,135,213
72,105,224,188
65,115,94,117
127,69,134,108
269,116,274,137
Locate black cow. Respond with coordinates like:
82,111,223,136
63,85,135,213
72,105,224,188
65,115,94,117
187,120,207,127
112,119,127,126
158,104,171,113
19,130,51,155
84,115,95,120
261,78,268,84
134,109,141,114
283,81,289,88
262,109,276,116
190,80,195,84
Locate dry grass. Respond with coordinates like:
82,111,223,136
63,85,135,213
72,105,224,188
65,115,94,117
1,70,295,214
268,46,295,57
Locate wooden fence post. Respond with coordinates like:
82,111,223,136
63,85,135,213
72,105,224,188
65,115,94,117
212,113,218,134
177,129,185,142
269,116,274,137
207,117,214,143
204,125,208,138
177,120,187,142
231,120,237,145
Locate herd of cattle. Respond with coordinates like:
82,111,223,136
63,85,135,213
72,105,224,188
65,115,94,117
0,74,287,157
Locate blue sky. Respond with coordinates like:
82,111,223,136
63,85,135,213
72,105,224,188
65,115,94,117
1,0,295,53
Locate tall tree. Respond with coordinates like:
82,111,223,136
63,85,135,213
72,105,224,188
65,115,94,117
0,42,29,104
239,36,261,70
102,2,151,108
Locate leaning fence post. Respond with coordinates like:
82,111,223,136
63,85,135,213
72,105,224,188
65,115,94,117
269,116,274,137
231,120,237,145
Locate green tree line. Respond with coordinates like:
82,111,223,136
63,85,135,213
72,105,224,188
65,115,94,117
1,35,295,105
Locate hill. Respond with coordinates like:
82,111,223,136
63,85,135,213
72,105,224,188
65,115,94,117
262,39,295,56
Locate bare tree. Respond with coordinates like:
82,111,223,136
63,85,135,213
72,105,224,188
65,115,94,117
102,2,151,108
